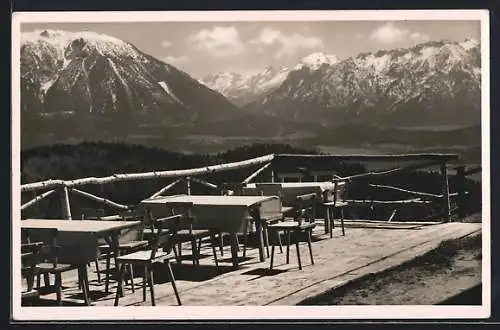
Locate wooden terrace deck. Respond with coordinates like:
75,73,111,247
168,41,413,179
24,221,481,306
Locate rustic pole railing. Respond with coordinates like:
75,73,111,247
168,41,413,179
243,163,271,184
189,177,219,191
149,179,182,199
21,189,56,211
70,188,129,210
455,165,467,218
368,184,461,199
21,154,275,192
454,165,481,218
60,187,72,220
440,163,451,222
20,153,462,221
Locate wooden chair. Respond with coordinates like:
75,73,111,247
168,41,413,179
114,214,183,306
81,207,149,294
323,180,349,238
22,228,83,306
240,183,286,258
266,193,316,270
169,204,219,270
21,242,42,305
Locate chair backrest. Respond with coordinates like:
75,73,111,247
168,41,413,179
294,193,317,223
79,208,105,220
333,180,349,203
21,228,59,267
148,214,183,259
254,183,283,198
220,182,246,196
165,202,195,232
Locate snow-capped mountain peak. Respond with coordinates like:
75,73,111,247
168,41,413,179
460,38,480,51
22,29,140,62
199,51,340,106
295,52,339,70
20,29,238,132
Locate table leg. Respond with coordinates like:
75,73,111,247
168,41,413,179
79,264,91,306
106,231,124,298
229,233,239,269
325,205,331,235
252,209,265,262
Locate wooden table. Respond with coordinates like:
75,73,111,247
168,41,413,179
244,181,343,203
21,219,141,305
141,195,282,267
244,181,346,233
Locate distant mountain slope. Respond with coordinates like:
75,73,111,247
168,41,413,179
199,52,339,106
243,39,481,127
20,30,239,147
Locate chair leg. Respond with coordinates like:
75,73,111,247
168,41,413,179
55,273,62,306
36,274,41,289
191,238,198,265
95,260,101,283
44,273,50,287
263,226,270,258
178,243,183,263
270,236,275,270
235,234,240,252
105,254,111,293
286,230,291,264
77,269,82,290
114,263,125,306
218,233,224,256
166,259,182,306
172,244,179,263
307,229,314,265
324,206,330,234
242,219,249,257
341,208,345,236
81,266,91,306
128,264,135,293
295,236,302,270
147,268,155,306
197,237,202,257
278,231,283,253
142,264,147,302
210,232,219,270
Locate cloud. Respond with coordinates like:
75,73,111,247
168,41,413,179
410,31,430,42
187,26,244,58
163,55,188,64
161,40,172,48
369,22,430,45
249,28,324,59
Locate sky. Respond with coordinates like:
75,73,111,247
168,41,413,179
20,20,480,78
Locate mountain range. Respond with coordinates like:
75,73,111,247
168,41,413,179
201,39,480,127
199,52,339,106
19,29,481,152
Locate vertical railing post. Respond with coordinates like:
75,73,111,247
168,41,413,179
186,177,191,195
440,162,451,222
60,186,72,220
455,165,467,219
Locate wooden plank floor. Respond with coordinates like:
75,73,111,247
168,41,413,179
24,221,481,306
